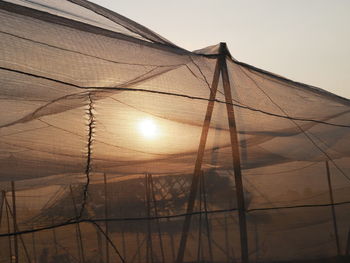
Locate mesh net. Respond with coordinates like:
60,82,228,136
1,0,350,262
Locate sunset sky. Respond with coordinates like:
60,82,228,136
90,0,350,99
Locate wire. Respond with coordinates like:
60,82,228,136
1,200,349,237
1,67,349,128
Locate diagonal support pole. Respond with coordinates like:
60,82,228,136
176,53,221,263
220,42,249,263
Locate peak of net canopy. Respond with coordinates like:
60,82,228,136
193,42,233,57
194,43,350,105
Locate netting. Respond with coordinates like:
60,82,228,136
1,0,350,262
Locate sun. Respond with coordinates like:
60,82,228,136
138,118,158,139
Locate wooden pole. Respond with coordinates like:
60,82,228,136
95,225,103,263
0,191,4,228
196,172,203,262
145,174,154,263
145,175,149,262
4,191,31,263
5,194,13,263
16,227,32,263
224,213,231,262
1,191,12,262
169,231,175,262
325,161,341,255
11,181,19,263
31,229,37,263
200,224,231,260
136,231,141,263
220,42,249,263
202,172,214,262
70,185,86,263
254,221,259,262
121,229,126,262
209,216,236,260
103,173,110,263
130,235,146,263
51,221,59,256
176,52,221,263
117,184,127,262
346,227,350,255
149,174,165,263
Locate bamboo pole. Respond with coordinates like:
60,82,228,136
136,231,141,263
70,185,86,263
129,234,146,263
149,174,165,263
117,189,128,261
145,177,149,262
51,221,58,256
103,173,110,263
224,213,231,262
17,227,32,262
202,172,214,262
220,42,249,263
0,191,4,228
11,181,19,263
95,225,103,263
209,216,234,260
17,228,32,262
5,194,13,263
145,174,154,263
121,229,126,262
346,227,350,255
201,227,231,259
196,172,203,262
325,161,340,255
176,52,221,263
169,230,175,262
4,193,32,263
31,229,37,263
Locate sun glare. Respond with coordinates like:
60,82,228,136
138,118,158,139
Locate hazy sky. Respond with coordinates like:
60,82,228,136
90,0,350,99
